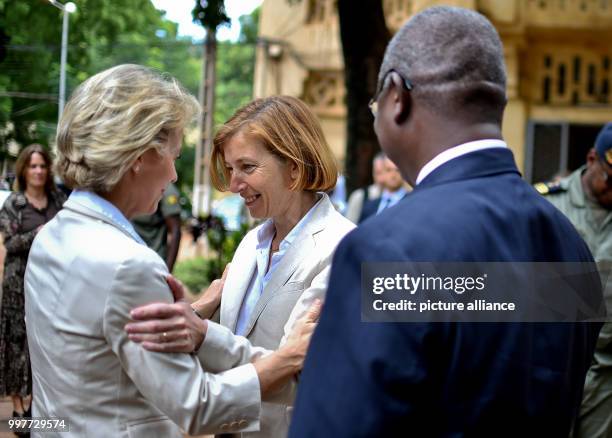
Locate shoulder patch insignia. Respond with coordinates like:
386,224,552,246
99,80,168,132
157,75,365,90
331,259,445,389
534,181,565,195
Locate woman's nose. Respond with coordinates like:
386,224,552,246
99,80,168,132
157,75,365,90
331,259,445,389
229,174,245,193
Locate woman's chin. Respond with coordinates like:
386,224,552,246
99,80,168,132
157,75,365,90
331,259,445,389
247,206,265,219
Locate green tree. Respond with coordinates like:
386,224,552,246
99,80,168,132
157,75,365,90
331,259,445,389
198,0,390,193
178,6,258,195
215,39,256,126
238,6,260,44
0,0,166,149
0,0,258,201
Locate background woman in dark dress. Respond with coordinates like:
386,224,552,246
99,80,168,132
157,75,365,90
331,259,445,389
0,144,66,422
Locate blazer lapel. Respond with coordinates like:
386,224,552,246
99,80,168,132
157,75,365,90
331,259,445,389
220,236,257,331
241,194,333,337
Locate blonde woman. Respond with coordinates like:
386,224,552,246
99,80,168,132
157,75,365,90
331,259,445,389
126,96,356,437
24,65,317,438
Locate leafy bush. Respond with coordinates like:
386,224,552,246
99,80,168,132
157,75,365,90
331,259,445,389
206,222,250,280
173,256,212,295
174,219,250,296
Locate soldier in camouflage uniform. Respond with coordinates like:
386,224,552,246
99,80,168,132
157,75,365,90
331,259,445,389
537,123,612,437
131,182,182,272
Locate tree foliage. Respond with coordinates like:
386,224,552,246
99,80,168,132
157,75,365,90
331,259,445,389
192,0,230,31
0,1,258,198
0,0,165,150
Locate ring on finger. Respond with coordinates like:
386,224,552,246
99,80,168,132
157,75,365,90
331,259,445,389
162,332,168,341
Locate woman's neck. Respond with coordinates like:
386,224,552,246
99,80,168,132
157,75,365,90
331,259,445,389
98,187,137,220
272,191,318,243
25,185,46,200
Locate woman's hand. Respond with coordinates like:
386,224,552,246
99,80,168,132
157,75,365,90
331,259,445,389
278,298,323,373
125,276,207,353
253,299,322,397
191,263,230,319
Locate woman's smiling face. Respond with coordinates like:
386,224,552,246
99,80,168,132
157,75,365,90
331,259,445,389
223,132,297,220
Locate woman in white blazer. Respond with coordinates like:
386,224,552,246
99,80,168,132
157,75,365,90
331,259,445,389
126,96,356,437
24,66,317,438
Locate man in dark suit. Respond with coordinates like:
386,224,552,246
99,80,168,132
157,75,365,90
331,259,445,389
358,155,409,223
289,6,604,437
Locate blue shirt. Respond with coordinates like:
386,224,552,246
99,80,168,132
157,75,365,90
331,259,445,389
376,187,408,214
234,194,323,336
69,190,146,245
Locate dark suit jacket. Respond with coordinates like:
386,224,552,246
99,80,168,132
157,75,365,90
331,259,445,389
358,191,408,224
289,148,603,437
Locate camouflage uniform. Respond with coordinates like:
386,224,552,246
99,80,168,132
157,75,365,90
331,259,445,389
132,183,182,261
539,168,612,437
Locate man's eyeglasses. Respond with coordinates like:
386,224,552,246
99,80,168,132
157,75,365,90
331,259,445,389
368,69,413,117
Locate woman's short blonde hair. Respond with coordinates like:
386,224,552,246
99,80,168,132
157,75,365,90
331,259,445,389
211,96,337,192
55,64,199,192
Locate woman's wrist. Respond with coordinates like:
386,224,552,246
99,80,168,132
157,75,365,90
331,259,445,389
191,297,216,320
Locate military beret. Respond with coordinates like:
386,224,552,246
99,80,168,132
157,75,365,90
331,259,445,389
595,122,612,166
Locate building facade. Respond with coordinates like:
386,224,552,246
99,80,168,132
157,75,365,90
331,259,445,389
254,0,612,182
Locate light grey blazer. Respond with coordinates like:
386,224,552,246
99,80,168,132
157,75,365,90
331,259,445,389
24,198,262,438
199,193,355,437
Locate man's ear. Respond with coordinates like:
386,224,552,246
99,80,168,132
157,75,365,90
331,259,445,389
586,148,597,167
388,72,411,125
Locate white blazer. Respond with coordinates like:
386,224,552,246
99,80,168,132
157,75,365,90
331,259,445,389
24,198,261,438
199,193,355,437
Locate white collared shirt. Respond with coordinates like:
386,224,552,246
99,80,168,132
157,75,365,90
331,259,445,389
69,190,146,245
415,139,507,186
234,194,323,336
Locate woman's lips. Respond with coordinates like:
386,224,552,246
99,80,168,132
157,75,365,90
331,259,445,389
244,194,260,206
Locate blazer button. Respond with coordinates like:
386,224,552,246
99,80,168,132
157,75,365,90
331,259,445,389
238,420,248,428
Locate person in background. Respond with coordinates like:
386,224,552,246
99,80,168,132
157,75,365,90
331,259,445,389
289,6,603,437
328,173,347,213
125,95,356,438
24,65,317,438
358,154,408,223
344,152,386,224
537,123,612,438
132,182,182,272
0,144,66,428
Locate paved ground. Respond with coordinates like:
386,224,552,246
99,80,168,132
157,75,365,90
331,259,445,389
0,397,15,438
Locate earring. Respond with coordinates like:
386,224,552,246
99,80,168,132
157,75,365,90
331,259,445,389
134,165,140,173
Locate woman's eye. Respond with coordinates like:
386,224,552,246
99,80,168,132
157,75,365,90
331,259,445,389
243,164,255,172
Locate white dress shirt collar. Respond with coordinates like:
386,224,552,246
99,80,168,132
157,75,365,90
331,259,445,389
415,139,507,186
